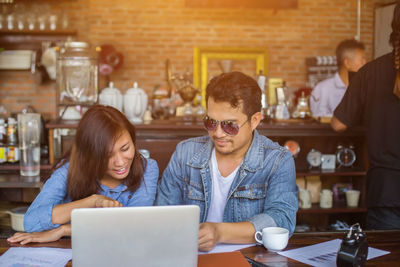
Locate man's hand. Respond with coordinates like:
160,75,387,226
92,195,122,208
331,116,348,132
198,222,221,252
7,225,69,245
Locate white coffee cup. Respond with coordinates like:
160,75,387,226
299,189,312,209
254,227,289,252
346,190,360,207
320,189,333,209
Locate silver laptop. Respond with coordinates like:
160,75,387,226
71,205,200,267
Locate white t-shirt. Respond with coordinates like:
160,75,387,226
206,148,241,223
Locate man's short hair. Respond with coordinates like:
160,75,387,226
336,39,365,68
205,71,261,119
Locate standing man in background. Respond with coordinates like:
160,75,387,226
155,71,298,251
331,2,400,230
310,39,367,117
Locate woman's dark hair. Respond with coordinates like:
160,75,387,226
391,1,400,99
54,105,146,201
205,71,261,119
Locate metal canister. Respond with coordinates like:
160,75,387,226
0,118,6,163
7,145,19,163
7,117,17,145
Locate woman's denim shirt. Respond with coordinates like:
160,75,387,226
155,130,298,235
24,159,159,233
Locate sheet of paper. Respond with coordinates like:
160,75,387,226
199,243,255,254
0,247,72,267
277,239,390,267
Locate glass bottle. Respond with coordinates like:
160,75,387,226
6,13,14,30
48,14,57,31
257,70,268,120
0,13,4,30
6,117,19,163
0,118,7,164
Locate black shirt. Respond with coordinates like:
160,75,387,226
334,52,400,207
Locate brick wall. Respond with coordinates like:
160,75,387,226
0,0,394,119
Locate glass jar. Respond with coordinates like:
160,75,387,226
56,42,99,105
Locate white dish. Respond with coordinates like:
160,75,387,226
6,207,28,232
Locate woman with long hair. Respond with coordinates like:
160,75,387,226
8,105,159,244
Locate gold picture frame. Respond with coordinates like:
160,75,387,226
193,47,268,107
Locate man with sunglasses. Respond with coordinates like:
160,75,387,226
155,71,298,251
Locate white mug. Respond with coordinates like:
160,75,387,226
254,227,289,252
320,189,333,209
299,189,312,209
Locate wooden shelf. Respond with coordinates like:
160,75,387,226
0,29,77,50
298,203,367,214
0,164,52,171
0,29,77,35
0,174,43,188
296,168,366,176
45,119,365,137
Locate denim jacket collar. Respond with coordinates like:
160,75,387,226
187,129,264,172
100,183,128,193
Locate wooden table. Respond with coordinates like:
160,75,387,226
0,230,399,266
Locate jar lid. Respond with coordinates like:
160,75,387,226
65,41,89,49
101,82,121,94
104,81,116,90
126,82,142,92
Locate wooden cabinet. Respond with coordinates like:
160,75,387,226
46,119,368,231
0,29,76,199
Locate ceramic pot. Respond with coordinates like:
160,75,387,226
99,82,123,112
124,82,148,124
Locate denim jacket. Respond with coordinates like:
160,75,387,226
155,130,298,235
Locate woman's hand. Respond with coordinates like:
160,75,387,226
52,194,122,225
7,225,69,245
92,194,122,208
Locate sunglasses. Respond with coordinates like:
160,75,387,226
203,116,248,136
